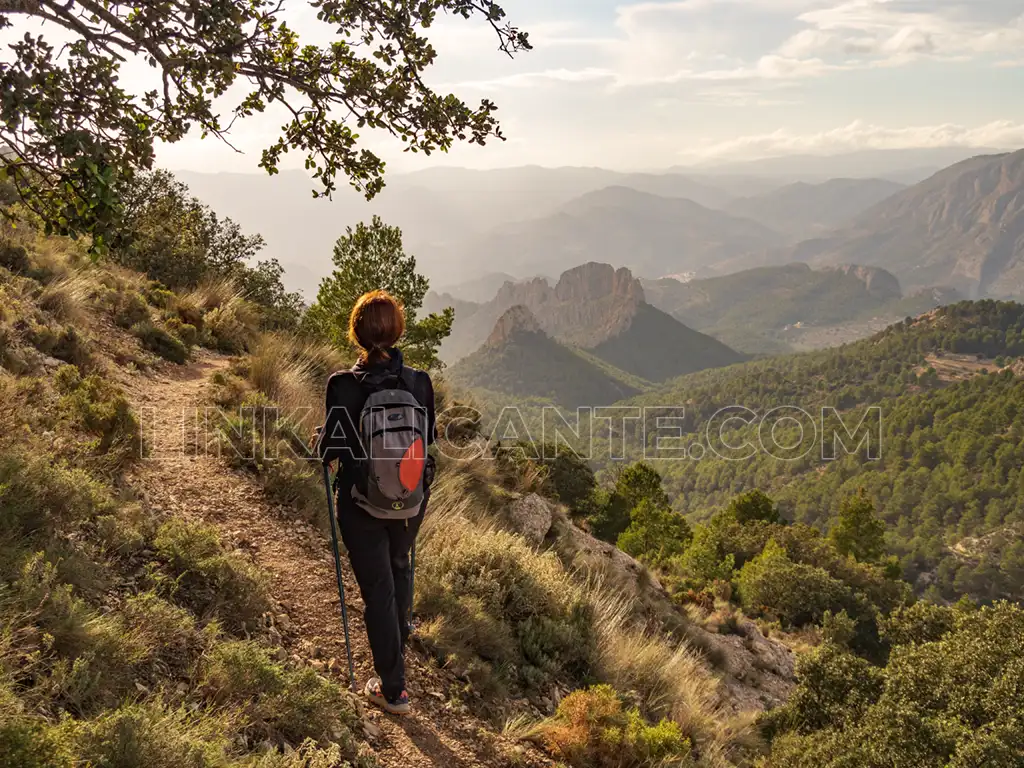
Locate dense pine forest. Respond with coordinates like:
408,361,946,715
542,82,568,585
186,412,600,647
578,302,1022,601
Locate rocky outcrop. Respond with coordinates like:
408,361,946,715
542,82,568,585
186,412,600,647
506,493,555,546
529,495,795,713
829,264,902,300
553,262,644,305
450,262,647,356
486,305,543,347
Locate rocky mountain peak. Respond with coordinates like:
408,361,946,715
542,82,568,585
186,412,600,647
554,262,646,305
486,304,544,347
828,264,902,300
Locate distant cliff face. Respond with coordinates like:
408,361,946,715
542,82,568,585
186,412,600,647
484,262,645,348
828,264,902,300
486,304,543,346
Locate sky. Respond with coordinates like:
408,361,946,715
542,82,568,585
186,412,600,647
10,0,1024,172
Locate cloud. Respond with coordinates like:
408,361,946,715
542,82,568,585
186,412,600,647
681,119,1024,161
441,0,1024,95
787,0,1024,62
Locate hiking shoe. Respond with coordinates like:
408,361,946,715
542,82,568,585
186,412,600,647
364,677,411,716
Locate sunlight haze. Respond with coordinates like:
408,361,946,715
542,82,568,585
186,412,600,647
153,0,1024,172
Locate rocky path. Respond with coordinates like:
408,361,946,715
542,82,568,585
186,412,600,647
122,353,548,768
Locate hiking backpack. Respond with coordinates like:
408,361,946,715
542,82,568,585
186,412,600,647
349,368,429,520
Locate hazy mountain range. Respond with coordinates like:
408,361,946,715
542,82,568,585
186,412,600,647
175,145,1018,302
750,150,1024,298
443,263,742,392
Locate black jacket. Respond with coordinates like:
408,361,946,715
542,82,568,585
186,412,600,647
316,348,436,487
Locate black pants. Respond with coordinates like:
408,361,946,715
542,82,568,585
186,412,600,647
337,491,425,700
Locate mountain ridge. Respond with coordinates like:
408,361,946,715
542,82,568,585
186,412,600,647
758,150,1024,298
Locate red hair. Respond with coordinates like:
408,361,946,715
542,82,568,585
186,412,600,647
348,290,406,364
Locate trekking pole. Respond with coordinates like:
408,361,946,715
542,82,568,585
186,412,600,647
409,540,416,627
322,464,356,691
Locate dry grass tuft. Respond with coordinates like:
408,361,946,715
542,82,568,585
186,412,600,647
418,466,749,762
38,272,95,324
186,276,243,313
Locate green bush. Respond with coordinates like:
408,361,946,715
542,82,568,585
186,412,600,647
25,323,90,367
144,282,176,309
153,519,271,632
617,500,692,566
132,320,189,363
56,366,142,467
0,685,71,768
0,448,115,541
204,301,257,353
760,642,884,739
68,702,232,768
119,592,216,680
533,443,598,514
736,540,853,627
536,685,692,768
5,554,156,713
201,641,360,747
165,317,200,347
104,289,152,329
879,601,956,647
764,602,1024,768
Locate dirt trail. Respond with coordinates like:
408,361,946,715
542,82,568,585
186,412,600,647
122,353,548,768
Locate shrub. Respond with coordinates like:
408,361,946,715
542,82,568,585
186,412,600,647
764,602,1024,768
417,508,595,693
201,641,361,748
0,448,115,540
0,684,71,768
56,366,142,467
144,282,176,309
132,320,189,363
0,241,30,273
673,521,736,588
759,643,884,739
165,317,200,348
119,592,216,680
153,518,271,632
105,289,152,329
68,702,232,768
736,540,853,628
536,685,692,768
5,554,154,713
25,323,90,367
879,601,956,647
204,299,257,353
175,296,205,329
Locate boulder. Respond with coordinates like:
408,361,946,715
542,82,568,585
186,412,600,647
507,493,554,546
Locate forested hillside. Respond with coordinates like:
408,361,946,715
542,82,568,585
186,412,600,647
642,263,954,354
604,301,1024,603
447,306,642,408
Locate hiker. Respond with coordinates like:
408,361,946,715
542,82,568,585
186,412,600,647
313,290,436,716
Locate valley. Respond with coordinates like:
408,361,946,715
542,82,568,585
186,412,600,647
6,3,1024,766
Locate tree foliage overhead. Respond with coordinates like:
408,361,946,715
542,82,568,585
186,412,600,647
0,0,530,247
